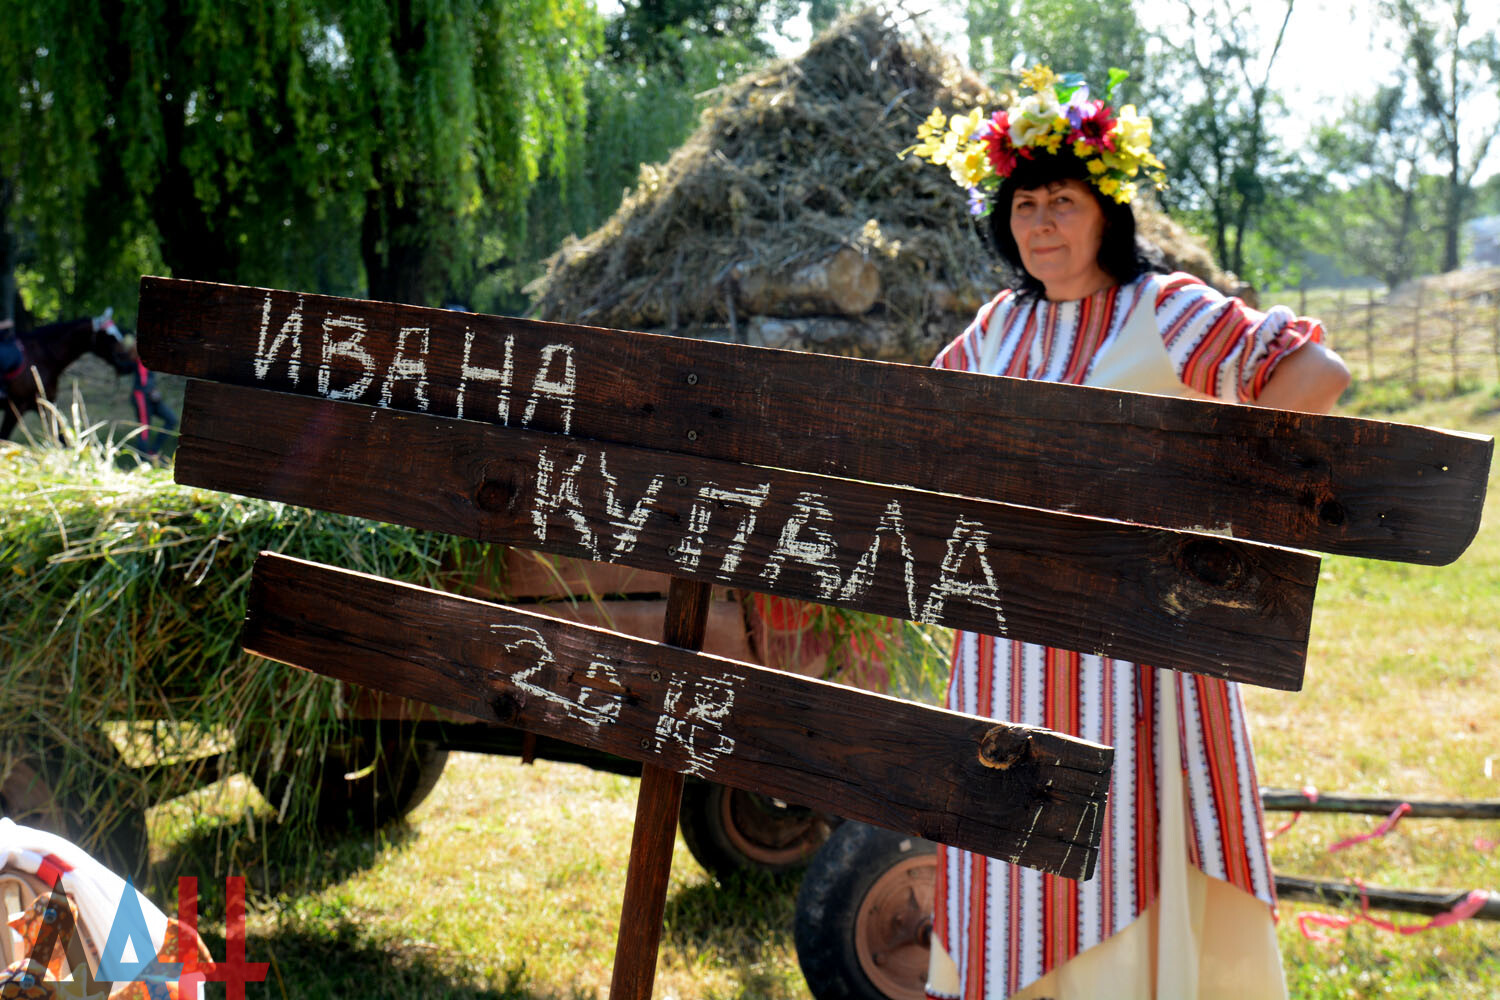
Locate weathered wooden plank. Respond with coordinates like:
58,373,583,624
179,380,1319,689
244,553,1113,880
137,276,1493,564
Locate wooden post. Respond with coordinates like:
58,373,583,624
1365,287,1376,381
1493,285,1500,382
1449,289,1462,394
609,576,713,1000
1335,289,1346,355
1411,283,1424,393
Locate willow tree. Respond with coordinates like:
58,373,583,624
0,2,118,321
332,0,598,305
1,0,598,318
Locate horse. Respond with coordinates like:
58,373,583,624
1,311,136,441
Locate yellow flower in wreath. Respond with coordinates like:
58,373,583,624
1021,64,1059,92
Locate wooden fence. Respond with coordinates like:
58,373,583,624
1292,275,1500,396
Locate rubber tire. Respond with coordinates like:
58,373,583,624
794,821,936,1000
0,741,151,883
249,723,448,831
678,779,834,881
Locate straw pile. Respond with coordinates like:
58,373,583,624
531,7,1239,361
0,412,461,869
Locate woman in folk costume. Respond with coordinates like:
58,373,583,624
906,67,1349,1000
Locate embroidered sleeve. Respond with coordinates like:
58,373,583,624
932,289,1014,372
1153,272,1324,402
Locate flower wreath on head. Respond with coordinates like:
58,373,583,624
902,64,1166,214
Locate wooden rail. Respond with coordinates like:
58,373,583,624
181,381,1318,688
244,554,1111,875
138,277,1492,565
1276,876,1500,921
1262,789,1500,820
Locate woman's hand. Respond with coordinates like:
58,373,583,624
1254,341,1351,414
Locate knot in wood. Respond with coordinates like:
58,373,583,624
475,477,518,513
978,727,1033,771
1181,538,1246,590
1318,499,1347,525
490,689,524,725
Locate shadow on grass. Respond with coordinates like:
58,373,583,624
247,922,537,1000
664,867,799,944
148,807,804,1000
663,868,803,997
145,810,421,913
146,811,601,1000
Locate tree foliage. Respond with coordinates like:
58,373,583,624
1474,171,1500,218
965,0,1149,93
477,33,771,314
331,0,599,305
606,0,841,66
476,0,820,314
608,0,770,64
1306,83,1447,287
0,2,141,323
1383,0,1500,271
1149,0,1299,282
1,0,600,320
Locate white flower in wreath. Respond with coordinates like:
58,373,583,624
1009,90,1061,148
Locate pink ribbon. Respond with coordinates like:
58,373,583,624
1296,884,1490,943
1328,801,1412,852
1266,792,1496,854
1265,785,1318,841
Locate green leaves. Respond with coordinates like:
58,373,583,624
2,0,606,316
1105,66,1129,102
966,0,1148,102
1055,70,1087,102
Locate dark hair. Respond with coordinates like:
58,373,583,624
980,151,1163,299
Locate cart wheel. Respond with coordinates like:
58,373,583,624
1,741,151,883
678,780,834,881
794,821,935,1000
249,723,448,830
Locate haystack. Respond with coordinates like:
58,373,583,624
531,8,1239,362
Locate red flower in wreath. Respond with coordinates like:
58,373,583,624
1067,99,1118,153
982,110,1018,176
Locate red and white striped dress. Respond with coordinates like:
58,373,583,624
926,272,1323,1000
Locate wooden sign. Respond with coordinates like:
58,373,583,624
137,276,1492,564
137,276,1494,1000
245,553,1113,880
177,380,1318,689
